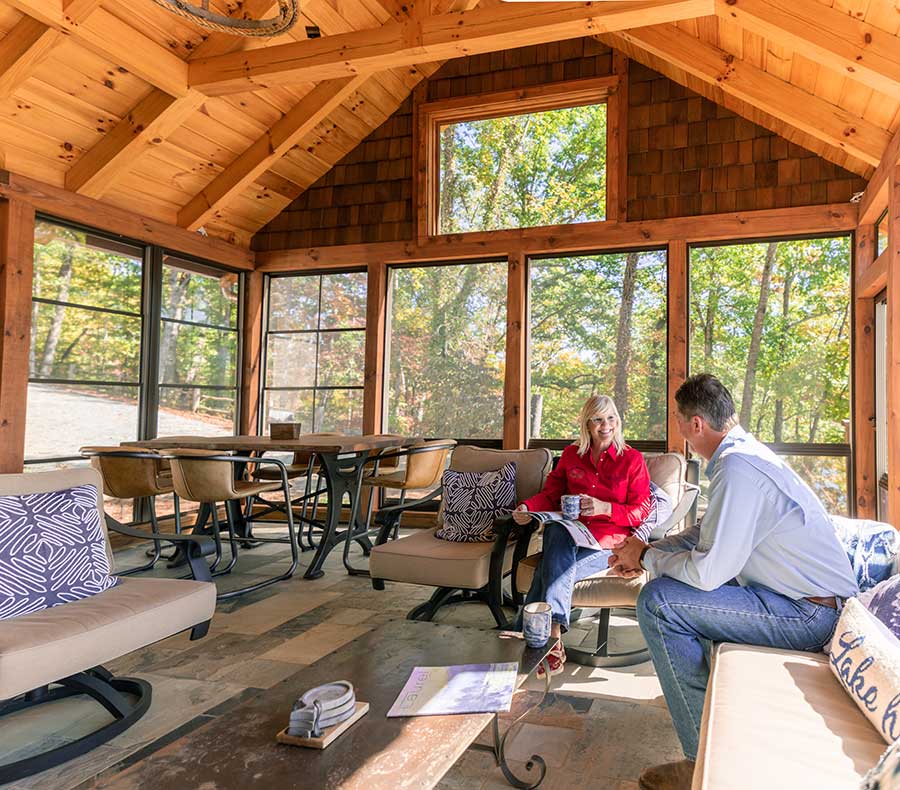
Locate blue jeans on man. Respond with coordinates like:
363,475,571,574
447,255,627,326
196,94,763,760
637,577,841,760
521,522,611,629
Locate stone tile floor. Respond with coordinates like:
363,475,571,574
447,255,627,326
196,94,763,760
1,529,683,789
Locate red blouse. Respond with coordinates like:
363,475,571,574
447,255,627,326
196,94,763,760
522,443,652,546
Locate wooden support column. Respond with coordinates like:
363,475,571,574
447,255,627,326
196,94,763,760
504,251,528,449
239,269,264,435
606,51,629,222
0,198,35,473
853,226,877,518
363,260,388,435
887,166,900,524
667,239,688,454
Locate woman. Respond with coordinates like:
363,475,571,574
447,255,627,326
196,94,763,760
514,394,652,675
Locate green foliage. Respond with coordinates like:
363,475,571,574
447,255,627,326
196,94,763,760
439,103,607,234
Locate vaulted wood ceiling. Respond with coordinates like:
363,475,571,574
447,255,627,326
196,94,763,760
0,0,898,250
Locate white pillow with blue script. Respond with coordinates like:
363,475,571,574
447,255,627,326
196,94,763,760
830,597,900,744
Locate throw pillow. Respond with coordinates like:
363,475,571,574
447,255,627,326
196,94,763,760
832,516,899,592
860,575,900,642
829,597,900,744
0,484,118,620
861,738,900,790
435,462,517,542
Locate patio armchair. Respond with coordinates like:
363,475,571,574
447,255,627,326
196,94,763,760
80,446,175,575
0,468,216,784
344,439,456,574
369,445,553,627
163,448,300,599
514,451,700,666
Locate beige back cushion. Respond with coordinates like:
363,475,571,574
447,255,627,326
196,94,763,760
647,452,686,503
438,446,553,525
0,467,112,567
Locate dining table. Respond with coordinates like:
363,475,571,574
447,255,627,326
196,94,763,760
125,433,409,579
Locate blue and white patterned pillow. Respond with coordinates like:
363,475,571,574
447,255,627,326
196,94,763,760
832,516,899,592
0,484,118,620
435,462,517,543
860,575,900,641
862,737,900,789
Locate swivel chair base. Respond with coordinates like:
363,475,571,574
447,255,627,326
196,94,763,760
564,607,650,668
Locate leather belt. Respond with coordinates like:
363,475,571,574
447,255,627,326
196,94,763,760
804,595,837,609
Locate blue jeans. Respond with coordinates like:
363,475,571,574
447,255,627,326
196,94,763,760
520,523,611,630
637,577,840,760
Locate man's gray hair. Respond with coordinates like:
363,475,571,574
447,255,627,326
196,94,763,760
675,374,737,432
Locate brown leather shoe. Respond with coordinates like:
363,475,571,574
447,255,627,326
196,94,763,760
638,759,696,790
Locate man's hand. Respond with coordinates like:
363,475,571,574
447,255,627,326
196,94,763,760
511,503,531,525
607,535,648,578
579,495,611,517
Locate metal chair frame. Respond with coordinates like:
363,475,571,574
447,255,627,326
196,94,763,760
163,452,300,599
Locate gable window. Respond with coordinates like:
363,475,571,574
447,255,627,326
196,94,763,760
421,77,616,236
876,209,889,258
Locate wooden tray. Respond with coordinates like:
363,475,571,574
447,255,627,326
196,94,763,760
275,701,369,749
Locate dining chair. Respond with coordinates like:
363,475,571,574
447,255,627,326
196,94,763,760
163,448,300,599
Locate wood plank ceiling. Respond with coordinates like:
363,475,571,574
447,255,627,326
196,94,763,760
0,0,898,250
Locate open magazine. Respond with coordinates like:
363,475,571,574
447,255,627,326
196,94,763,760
528,511,602,551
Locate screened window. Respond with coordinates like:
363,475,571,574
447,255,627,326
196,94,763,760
26,220,144,520
157,256,240,437
437,103,607,234
689,236,852,513
385,261,507,438
529,250,667,444
876,209,889,258
262,272,366,434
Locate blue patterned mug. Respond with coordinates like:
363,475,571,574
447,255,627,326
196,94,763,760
561,494,580,520
523,602,552,649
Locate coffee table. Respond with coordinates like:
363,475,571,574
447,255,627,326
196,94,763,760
97,621,554,789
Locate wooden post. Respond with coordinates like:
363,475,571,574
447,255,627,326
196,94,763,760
606,51,629,222
503,251,527,449
363,260,387,435
239,269,263,435
667,239,688,454
853,226,877,518
0,198,35,473
887,165,900,524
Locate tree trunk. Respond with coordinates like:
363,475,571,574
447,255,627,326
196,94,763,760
531,392,543,439
38,245,74,377
614,252,638,416
739,242,776,429
158,270,191,384
773,271,793,443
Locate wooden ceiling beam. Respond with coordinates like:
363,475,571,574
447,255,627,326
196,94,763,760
178,75,368,231
189,0,713,95
859,127,900,225
602,25,891,167
714,0,900,102
6,0,189,96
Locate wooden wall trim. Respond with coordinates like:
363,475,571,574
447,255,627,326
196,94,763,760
607,52,629,222
256,202,858,272
363,260,388,434
0,170,254,271
503,251,528,449
887,165,900,524
858,249,888,298
239,270,264,435
666,239,688,454
860,127,900,226
854,225,877,518
0,198,35,474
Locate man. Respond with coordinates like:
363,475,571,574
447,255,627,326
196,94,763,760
609,373,857,790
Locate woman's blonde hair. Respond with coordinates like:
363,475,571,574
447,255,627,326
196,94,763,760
576,395,625,457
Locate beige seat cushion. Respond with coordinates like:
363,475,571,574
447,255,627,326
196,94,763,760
646,452,686,503
515,553,646,607
370,528,523,589
446,446,552,504
0,577,216,700
693,643,886,790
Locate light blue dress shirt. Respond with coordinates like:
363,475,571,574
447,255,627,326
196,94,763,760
643,425,858,599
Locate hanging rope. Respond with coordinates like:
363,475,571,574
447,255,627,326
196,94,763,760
150,0,300,37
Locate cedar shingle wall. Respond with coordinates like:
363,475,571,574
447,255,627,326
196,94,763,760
251,41,865,252
626,62,866,221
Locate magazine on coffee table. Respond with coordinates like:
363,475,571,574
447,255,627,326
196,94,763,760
387,663,518,717
528,511,602,550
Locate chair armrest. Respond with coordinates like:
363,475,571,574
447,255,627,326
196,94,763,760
107,523,215,583
372,486,443,545
649,485,700,542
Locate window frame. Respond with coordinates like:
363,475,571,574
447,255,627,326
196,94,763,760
876,208,889,259
416,75,620,240
686,231,854,511
259,268,368,436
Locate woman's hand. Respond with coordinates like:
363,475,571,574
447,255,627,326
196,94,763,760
511,504,531,525
578,495,611,517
